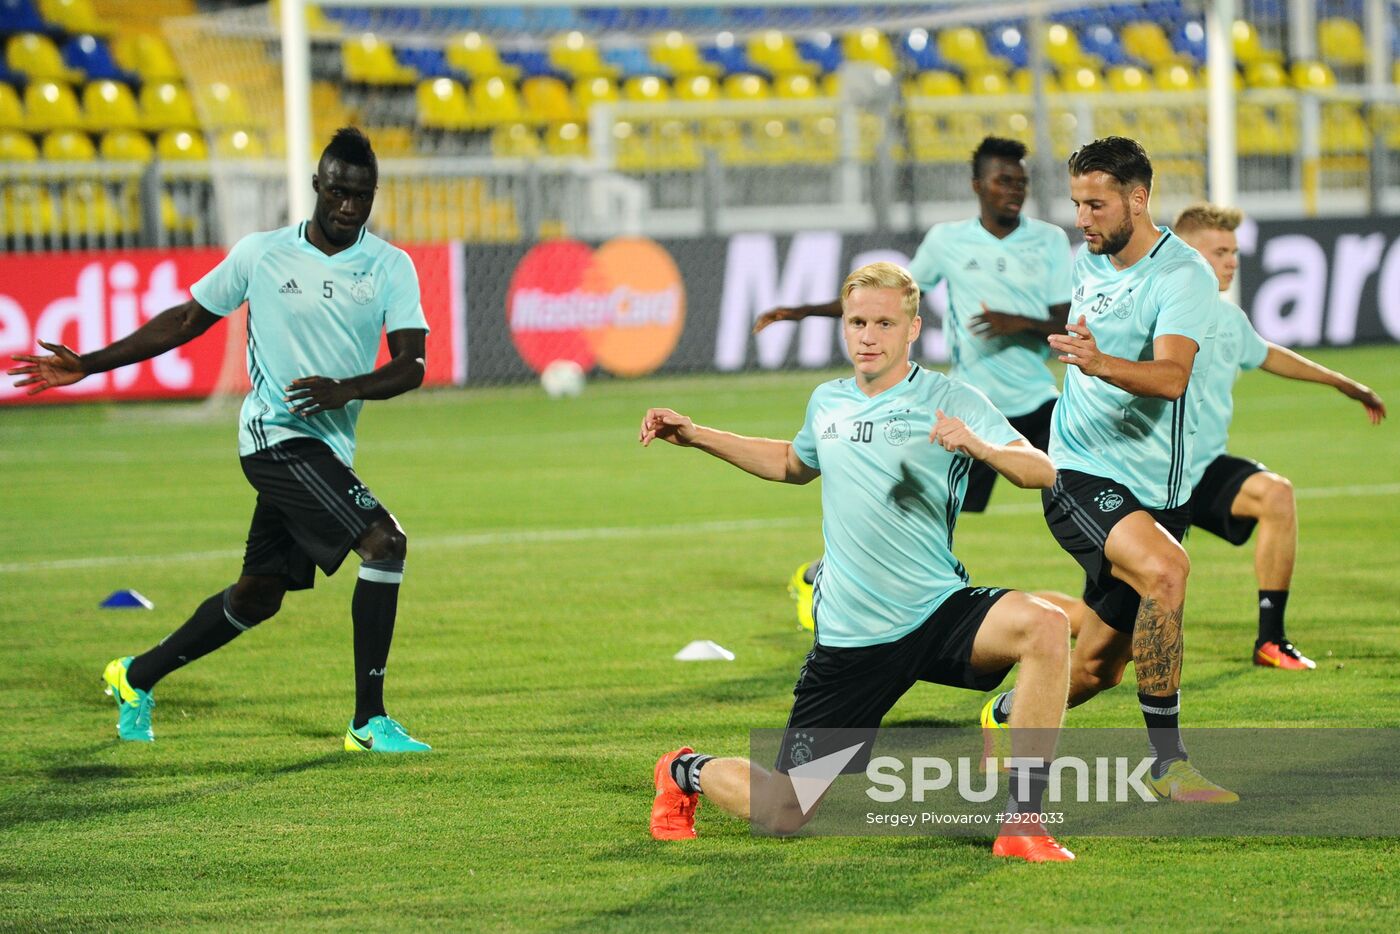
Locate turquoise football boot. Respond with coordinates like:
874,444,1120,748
344,715,431,753
102,656,155,742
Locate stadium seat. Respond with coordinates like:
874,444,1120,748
1010,67,1061,93
748,30,819,76
521,76,576,123
1061,65,1102,93
470,75,524,126
490,122,540,158
196,82,252,129
622,75,670,102
1045,24,1096,70
1174,20,1206,64
722,73,770,100
41,128,96,161
1292,60,1337,90
548,31,619,80
343,34,417,85
445,32,520,80
2,182,56,237
39,0,107,35
83,79,139,131
774,73,818,98
650,31,720,77
416,77,472,130
844,28,897,71
543,121,588,157
1321,102,1368,153
602,46,664,79
986,25,1029,69
0,83,22,130
1080,23,1129,66
674,74,718,101
7,34,84,83
900,28,948,72
938,27,1006,72
59,179,128,235
155,128,206,160
0,0,46,34
111,33,182,82
573,75,618,112
62,35,132,83
1319,18,1366,69
24,81,83,132
395,47,453,80
1232,20,1283,66
908,69,962,97
651,120,701,170
1154,63,1199,91
139,82,196,131
1107,65,1150,92
797,34,842,73
1120,22,1179,67
966,68,1010,95
98,127,152,161
1244,61,1287,89
0,127,38,160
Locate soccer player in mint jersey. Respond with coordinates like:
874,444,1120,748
644,262,1076,862
981,137,1237,804
753,137,1073,628
9,128,431,753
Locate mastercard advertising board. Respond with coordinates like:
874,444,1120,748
505,237,686,377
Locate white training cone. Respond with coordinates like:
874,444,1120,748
673,639,735,662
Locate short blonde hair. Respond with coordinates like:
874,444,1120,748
1174,202,1243,235
841,261,921,319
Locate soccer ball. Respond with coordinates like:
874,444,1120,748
540,359,586,398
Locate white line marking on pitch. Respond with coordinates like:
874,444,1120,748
4,482,1399,575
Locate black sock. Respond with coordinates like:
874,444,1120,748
671,753,714,794
1139,691,1188,779
352,560,403,729
992,690,1014,725
1006,764,1051,816
1256,590,1290,646
126,588,254,692
803,560,821,586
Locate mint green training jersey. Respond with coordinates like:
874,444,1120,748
792,363,1024,648
907,216,1072,418
191,222,428,467
1188,296,1269,487
1048,228,1217,509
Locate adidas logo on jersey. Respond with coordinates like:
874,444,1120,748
279,279,301,294
820,423,838,440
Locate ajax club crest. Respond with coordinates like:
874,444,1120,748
349,484,379,510
1094,489,1125,513
349,272,375,305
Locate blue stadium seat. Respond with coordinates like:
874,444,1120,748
701,43,765,77
424,9,475,32
396,47,453,79
478,9,528,32
0,0,46,34
901,29,952,72
530,8,578,32
1080,23,1128,65
797,34,842,73
323,7,372,30
61,35,133,83
986,25,1029,69
603,47,667,78
1174,20,1207,63
498,49,563,80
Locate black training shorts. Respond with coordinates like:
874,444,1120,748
238,437,391,590
962,398,1056,513
1187,453,1267,546
775,586,1012,774
1042,469,1188,634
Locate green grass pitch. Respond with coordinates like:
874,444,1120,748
2,347,1398,931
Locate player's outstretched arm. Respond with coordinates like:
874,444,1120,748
1048,316,1194,400
1260,343,1386,425
639,407,818,484
971,301,1071,339
8,300,220,396
931,410,1054,488
752,299,843,334
286,328,426,417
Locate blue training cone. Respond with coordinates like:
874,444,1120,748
99,589,153,610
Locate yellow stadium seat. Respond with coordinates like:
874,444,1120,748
24,81,83,132
39,0,108,36
938,27,1005,72
543,121,588,157
775,73,818,98
548,31,618,80
343,34,416,85
490,122,540,158
156,128,207,160
416,78,472,130
445,32,519,80
573,75,618,113
1245,61,1287,88
1321,102,1368,153
909,69,962,97
748,30,818,76
99,128,153,161
1120,22,1178,67
650,31,719,77
844,28,897,71
522,76,576,123
2,182,56,236
41,129,96,161
60,180,128,235
1011,68,1060,94
1155,63,1199,91
111,34,182,82
0,83,22,130
1292,60,1336,90
7,34,83,82
1232,20,1283,66
623,75,670,102
83,80,140,131
674,74,719,102
652,119,702,170
967,69,1010,95
0,128,38,160
1046,24,1095,70
139,82,196,131
1061,66,1101,93
1319,18,1366,68
470,75,524,126
213,128,265,158
1107,65,1150,92
197,83,252,129
722,73,770,100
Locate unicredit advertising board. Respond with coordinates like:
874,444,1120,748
0,244,464,405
